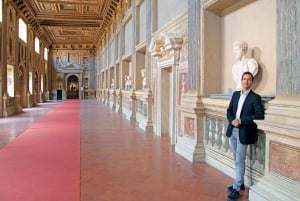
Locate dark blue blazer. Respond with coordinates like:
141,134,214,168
226,90,265,145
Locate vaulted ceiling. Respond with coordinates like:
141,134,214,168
11,0,121,49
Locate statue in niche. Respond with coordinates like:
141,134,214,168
141,69,147,90
19,67,23,77
232,41,258,90
124,75,132,90
124,75,128,89
110,78,115,89
70,84,75,91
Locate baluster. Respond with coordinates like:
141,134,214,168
208,119,212,145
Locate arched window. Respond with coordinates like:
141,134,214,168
7,65,14,97
18,18,27,43
29,72,33,94
44,47,48,60
0,0,2,22
35,37,40,53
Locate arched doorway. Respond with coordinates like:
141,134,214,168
67,75,79,99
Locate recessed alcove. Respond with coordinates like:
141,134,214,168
122,55,132,90
109,66,114,89
115,63,120,90
202,0,276,96
135,45,146,90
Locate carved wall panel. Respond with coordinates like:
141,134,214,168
18,42,27,66
270,141,300,183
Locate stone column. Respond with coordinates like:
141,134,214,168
145,0,153,90
188,0,201,91
1,0,8,117
117,14,123,113
138,0,154,132
129,1,137,122
26,26,33,107
14,13,20,112
47,50,52,99
249,1,300,200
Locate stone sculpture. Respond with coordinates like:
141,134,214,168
141,69,146,90
232,41,258,90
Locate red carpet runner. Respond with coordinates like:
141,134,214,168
0,100,80,201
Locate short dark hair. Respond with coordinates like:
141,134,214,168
241,71,254,81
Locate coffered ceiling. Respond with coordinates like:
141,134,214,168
11,0,121,49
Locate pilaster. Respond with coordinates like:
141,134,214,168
1,0,8,117
174,0,205,162
188,0,201,91
130,1,137,123
14,13,20,105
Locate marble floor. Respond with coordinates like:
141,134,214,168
0,99,249,201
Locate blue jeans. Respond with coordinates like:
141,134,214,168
229,128,248,191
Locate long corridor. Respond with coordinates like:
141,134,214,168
0,99,249,201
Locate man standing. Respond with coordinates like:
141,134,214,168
226,72,264,200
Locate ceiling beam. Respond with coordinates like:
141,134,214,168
39,20,101,27
35,15,103,21
30,0,101,5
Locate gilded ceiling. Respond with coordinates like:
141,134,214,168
11,0,121,49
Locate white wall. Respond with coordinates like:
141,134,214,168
157,0,187,30
139,1,146,43
124,18,133,55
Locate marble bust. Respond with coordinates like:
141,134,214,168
141,69,146,90
232,41,258,90
110,78,115,89
124,75,132,90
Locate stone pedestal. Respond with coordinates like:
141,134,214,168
175,91,205,162
135,89,153,132
250,174,300,201
117,90,122,113
111,90,116,110
26,92,31,108
2,94,8,117
129,91,136,123
16,93,23,113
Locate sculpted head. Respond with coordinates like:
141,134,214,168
233,41,248,59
